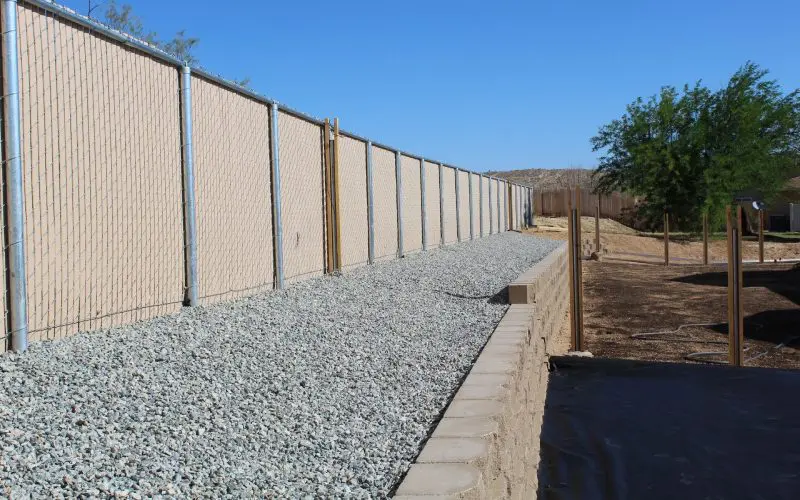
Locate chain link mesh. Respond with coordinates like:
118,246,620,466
423,161,441,248
457,170,470,241
400,155,422,253
18,4,184,341
192,76,274,304
470,173,480,238
480,176,490,235
442,167,457,244
337,135,369,269
372,146,398,260
278,111,325,284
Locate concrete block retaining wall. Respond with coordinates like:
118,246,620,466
395,242,568,499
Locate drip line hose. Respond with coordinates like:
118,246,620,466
627,322,794,365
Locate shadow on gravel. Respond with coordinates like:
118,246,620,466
436,287,509,304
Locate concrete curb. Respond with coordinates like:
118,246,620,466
395,244,570,499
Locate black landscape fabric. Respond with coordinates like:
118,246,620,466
538,356,800,500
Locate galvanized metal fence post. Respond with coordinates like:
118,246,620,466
3,0,29,351
468,173,475,239
438,163,446,245
269,102,285,288
420,158,427,250
479,175,485,237
488,178,494,234
454,168,462,242
179,66,199,306
395,151,404,257
366,141,375,264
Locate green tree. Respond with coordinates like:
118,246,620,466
99,1,251,86
592,62,800,230
100,1,198,64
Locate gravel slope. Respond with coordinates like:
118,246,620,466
0,233,559,498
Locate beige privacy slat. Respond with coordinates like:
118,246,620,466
338,135,369,269
372,146,397,260
499,182,507,231
423,161,441,248
442,167,458,244
510,185,517,230
278,111,325,283
457,170,470,241
18,5,183,340
493,180,501,233
470,173,480,238
481,176,490,234
400,155,422,253
191,76,274,304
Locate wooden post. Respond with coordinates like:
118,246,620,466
576,187,584,345
727,205,744,366
758,209,765,263
595,196,601,254
567,189,583,351
333,118,342,270
323,119,335,273
702,212,709,265
664,211,669,266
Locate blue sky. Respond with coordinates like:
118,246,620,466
62,0,800,173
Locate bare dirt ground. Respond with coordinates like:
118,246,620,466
580,261,800,370
527,216,800,263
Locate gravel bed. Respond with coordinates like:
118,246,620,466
0,233,560,498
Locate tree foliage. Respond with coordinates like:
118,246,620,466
592,62,800,230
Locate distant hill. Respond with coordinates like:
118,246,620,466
487,168,597,191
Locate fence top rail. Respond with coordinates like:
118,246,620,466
20,0,526,192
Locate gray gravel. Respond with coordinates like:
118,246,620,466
0,233,559,499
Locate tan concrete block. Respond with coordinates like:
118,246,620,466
455,383,507,400
471,354,518,374
417,438,488,464
444,399,503,419
432,417,498,438
486,335,526,346
507,284,529,304
394,496,454,500
395,464,481,496
479,343,522,356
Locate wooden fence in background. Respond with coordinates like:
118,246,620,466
534,189,636,219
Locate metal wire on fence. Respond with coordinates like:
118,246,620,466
337,134,369,269
18,4,184,341
191,76,274,304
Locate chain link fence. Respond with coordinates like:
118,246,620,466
1,0,536,351
192,76,274,304
371,146,398,261
18,3,184,342
337,134,369,270
400,155,422,254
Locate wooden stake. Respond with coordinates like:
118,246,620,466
727,205,744,366
702,212,709,265
323,119,335,273
575,187,584,344
333,118,342,270
595,196,601,254
664,211,669,266
759,209,765,263
567,189,583,351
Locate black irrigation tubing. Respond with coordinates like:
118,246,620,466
626,321,797,366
